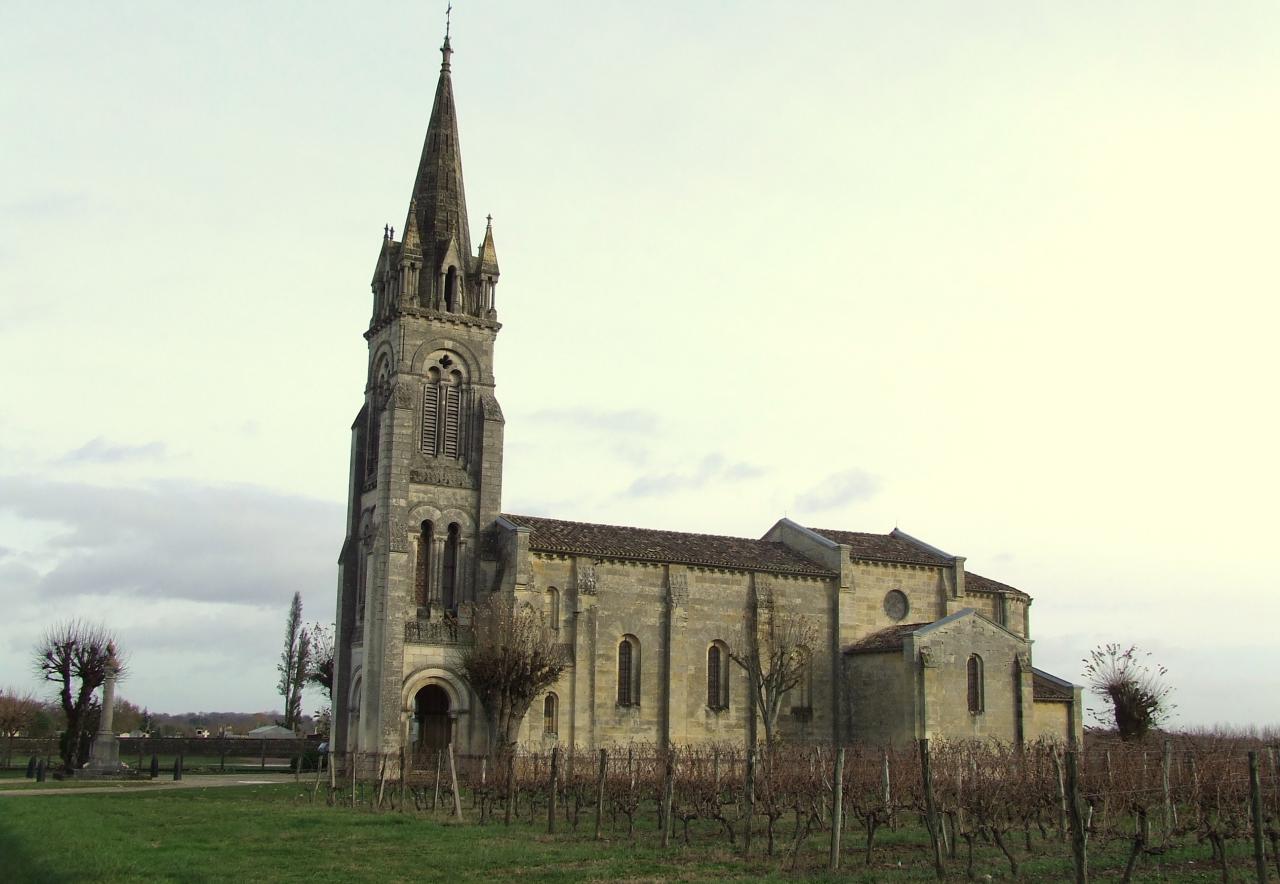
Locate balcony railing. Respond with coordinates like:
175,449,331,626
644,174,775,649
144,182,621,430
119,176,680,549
404,619,473,645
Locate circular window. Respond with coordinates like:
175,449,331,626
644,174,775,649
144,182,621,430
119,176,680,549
884,590,909,621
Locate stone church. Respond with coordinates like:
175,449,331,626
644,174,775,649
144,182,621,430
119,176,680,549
332,35,1083,762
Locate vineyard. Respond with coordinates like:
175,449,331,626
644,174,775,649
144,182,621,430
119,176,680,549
317,735,1279,882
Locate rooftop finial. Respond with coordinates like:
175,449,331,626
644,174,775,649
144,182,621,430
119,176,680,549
441,3,454,71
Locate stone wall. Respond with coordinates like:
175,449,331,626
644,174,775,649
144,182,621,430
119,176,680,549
845,651,916,745
910,613,1027,743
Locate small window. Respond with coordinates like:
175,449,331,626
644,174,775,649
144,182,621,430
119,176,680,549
415,521,434,608
547,587,560,631
441,523,460,610
543,693,557,735
707,642,730,710
617,636,640,707
444,266,458,312
967,654,984,714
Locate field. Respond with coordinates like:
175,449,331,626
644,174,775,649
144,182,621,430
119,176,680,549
0,770,1271,882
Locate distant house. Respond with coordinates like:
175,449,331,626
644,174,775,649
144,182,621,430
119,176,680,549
194,728,211,738
247,724,296,739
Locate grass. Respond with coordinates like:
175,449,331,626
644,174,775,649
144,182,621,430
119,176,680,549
0,784,1266,882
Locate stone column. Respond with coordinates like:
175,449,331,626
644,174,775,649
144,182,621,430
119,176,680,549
431,537,446,613
82,655,125,776
457,539,470,607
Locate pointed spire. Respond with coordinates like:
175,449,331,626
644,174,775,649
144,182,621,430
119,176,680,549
406,27,471,271
402,198,421,252
478,213,499,273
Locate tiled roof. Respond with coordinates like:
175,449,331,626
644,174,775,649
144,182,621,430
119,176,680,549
809,528,952,566
501,514,836,577
1032,668,1076,702
843,622,930,654
965,571,1029,598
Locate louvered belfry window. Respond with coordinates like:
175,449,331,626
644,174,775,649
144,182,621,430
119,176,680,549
442,386,461,458
421,359,466,460
421,383,439,454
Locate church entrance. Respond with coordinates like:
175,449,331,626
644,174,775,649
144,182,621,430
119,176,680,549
414,685,452,752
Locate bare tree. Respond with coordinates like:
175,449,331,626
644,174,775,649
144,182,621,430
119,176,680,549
276,592,310,731
0,687,41,768
1083,643,1174,740
307,621,334,732
32,620,123,772
459,594,567,750
728,580,818,746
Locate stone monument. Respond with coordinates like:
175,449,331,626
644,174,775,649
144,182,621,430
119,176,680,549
78,651,128,777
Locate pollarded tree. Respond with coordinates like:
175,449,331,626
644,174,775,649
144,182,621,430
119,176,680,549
1083,643,1175,740
460,594,567,750
32,620,123,772
728,579,818,747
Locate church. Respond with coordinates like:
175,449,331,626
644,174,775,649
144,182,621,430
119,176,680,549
332,34,1083,763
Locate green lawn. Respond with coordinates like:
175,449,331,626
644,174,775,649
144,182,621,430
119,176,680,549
0,784,1265,882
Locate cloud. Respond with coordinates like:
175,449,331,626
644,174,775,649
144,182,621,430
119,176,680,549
625,453,767,498
58,436,167,465
793,469,880,512
0,476,342,607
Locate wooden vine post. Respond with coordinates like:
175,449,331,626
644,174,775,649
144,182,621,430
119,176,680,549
1065,749,1089,884
830,747,845,871
594,748,607,840
447,743,463,822
547,746,560,834
919,739,946,880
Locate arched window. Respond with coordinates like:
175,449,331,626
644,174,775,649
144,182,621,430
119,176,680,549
707,642,730,710
421,357,466,460
967,655,984,715
543,693,558,735
547,587,560,632
444,266,458,312
365,359,390,483
617,635,640,707
442,523,460,611
414,521,434,609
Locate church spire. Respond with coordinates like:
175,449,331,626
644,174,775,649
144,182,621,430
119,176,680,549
407,30,472,275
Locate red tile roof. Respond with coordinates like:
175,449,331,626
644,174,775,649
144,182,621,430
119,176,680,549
1032,669,1076,702
843,622,930,654
966,570,1029,599
501,514,836,577
809,528,952,566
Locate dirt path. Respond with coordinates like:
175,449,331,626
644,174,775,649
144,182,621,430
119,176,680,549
0,773,300,798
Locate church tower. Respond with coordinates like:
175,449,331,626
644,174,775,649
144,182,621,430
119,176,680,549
333,33,504,760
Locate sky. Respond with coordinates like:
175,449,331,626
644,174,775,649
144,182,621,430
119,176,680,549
1,1,1277,726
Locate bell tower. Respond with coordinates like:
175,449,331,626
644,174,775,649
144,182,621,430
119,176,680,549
334,32,504,760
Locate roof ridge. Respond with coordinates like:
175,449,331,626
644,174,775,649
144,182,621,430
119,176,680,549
502,512,781,546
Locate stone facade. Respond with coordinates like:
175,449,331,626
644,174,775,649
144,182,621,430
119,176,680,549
331,35,1083,765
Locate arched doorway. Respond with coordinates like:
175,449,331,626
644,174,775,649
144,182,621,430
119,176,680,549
415,684,452,752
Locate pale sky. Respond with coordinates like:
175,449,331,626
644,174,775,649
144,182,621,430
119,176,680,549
1,2,1277,726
